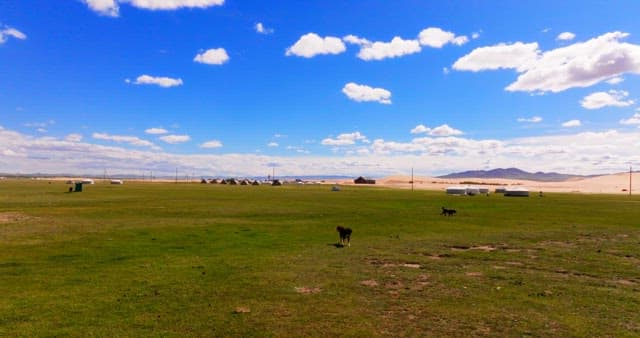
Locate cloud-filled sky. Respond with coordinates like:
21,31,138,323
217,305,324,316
1,1,640,177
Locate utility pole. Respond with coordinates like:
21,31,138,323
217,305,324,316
411,167,414,192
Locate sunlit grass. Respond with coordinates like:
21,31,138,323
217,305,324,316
1,179,638,336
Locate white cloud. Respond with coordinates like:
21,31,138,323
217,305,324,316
321,132,368,146
145,128,169,135
92,132,157,148
130,75,183,88
453,32,640,93
0,26,27,44
562,120,582,128
418,27,468,48
352,36,421,61
472,32,481,39
65,134,83,142
606,77,624,85
82,0,119,17
2,126,640,177
343,34,371,46
581,90,634,109
200,140,223,148
410,124,463,136
620,113,640,125
410,124,430,134
452,42,540,72
194,48,229,65
83,0,224,16
517,116,543,123
255,22,273,35
267,142,279,147
556,32,576,41
342,82,392,104
285,33,346,58
159,134,191,144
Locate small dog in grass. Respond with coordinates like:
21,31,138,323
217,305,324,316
441,207,457,216
336,226,352,247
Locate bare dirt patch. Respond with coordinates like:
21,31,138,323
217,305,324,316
465,272,484,277
294,286,321,294
360,280,379,287
0,212,29,224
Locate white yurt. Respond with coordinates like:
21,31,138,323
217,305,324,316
110,179,124,185
504,187,530,197
465,186,480,195
446,186,467,195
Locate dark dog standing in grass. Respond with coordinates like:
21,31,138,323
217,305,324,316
441,207,456,216
336,226,352,247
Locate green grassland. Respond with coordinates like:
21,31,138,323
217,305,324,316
1,180,639,336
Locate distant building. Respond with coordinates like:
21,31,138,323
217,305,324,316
354,176,376,184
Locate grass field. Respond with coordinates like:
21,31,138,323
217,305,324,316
1,180,639,336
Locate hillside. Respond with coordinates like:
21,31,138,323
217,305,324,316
437,167,597,182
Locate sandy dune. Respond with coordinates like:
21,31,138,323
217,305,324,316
328,172,636,194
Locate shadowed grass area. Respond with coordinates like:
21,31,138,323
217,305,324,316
1,179,639,336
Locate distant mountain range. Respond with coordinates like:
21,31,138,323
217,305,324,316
437,168,599,182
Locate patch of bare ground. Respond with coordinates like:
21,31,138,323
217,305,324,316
294,286,321,294
365,257,422,269
612,279,637,286
448,243,514,252
360,280,379,287
233,307,251,314
465,272,484,277
0,212,29,224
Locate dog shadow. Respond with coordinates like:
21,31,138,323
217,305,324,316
328,243,346,248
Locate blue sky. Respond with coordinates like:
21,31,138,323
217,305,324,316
1,0,640,177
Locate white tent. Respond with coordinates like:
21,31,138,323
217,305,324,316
504,187,529,197
466,187,480,195
446,186,467,195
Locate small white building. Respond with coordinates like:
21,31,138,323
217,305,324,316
110,179,124,185
446,186,468,195
82,179,95,185
466,186,480,195
504,187,530,197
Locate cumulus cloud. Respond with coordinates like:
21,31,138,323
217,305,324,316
452,42,540,72
606,77,624,85
556,32,576,41
194,48,229,65
620,112,640,125
347,36,421,61
65,134,83,142
410,124,463,136
517,116,543,123
285,33,346,58
454,31,640,93
128,75,183,88
255,22,273,35
342,82,392,104
562,120,582,128
82,0,119,17
267,142,279,147
321,132,368,146
92,132,157,148
418,27,468,48
2,126,640,177
159,134,191,144
145,128,169,135
83,0,224,16
0,26,27,44
580,90,634,109
200,140,223,148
